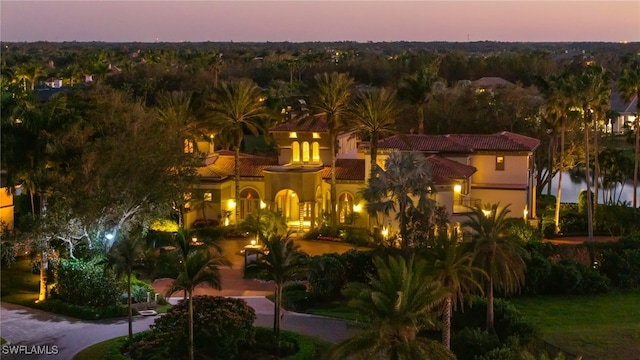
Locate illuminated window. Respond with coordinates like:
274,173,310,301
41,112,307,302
184,139,194,154
184,193,192,209
289,132,297,138
312,132,321,139
292,142,300,162
496,156,505,171
312,142,320,162
302,142,310,162
204,192,212,202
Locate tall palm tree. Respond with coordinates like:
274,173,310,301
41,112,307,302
348,87,401,180
398,65,439,135
618,68,640,208
328,255,454,360
14,63,47,91
463,203,528,332
361,151,435,249
106,227,144,346
535,74,580,233
426,234,485,349
574,65,610,241
311,72,354,230
207,80,270,230
249,233,306,353
167,228,231,360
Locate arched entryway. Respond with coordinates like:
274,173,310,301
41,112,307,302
239,188,261,221
338,192,355,224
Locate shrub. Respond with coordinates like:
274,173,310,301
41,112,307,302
338,249,377,284
451,327,500,360
546,259,610,295
130,296,256,360
126,276,156,304
308,254,345,301
341,227,370,246
32,299,128,320
151,249,180,279
54,257,121,307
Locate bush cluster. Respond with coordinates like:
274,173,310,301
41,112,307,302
129,296,256,360
53,257,122,307
451,297,538,360
33,299,128,320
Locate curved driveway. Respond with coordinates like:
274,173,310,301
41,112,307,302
1,238,362,359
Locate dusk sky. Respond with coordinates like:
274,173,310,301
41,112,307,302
1,1,639,43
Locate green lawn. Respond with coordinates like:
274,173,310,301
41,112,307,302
304,301,359,321
510,289,640,360
1,258,40,304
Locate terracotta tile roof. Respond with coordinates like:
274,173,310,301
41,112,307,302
378,132,539,153
322,159,366,181
198,152,277,180
269,113,328,132
426,155,476,185
378,134,471,152
449,132,540,151
471,77,515,88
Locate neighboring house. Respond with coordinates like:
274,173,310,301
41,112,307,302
470,76,516,91
184,114,540,236
609,86,638,134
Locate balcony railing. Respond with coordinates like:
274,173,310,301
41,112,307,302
453,197,481,214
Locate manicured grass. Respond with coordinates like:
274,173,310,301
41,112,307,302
1,338,7,345
74,328,332,360
304,301,359,321
510,289,640,360
73,335,129,360
1,258,40,305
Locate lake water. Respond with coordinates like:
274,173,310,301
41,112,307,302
544,171,639,205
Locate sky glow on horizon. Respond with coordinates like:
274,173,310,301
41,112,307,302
1,1,639,43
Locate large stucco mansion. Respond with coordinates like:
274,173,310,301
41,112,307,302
184,113,540,236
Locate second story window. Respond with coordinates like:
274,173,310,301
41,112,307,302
312,142,320,162
292,141,300,162
496,156,505,171
302,142,310,162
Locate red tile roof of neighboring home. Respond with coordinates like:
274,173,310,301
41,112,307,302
378,132,539,153
426,155,476,185
198,152,278,180
270,113,329,132
322,159,366,181
378,134,471,152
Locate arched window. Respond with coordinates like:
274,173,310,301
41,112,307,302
312,142,320,162
239,188,260,220
302,142,310,162
292,141,300,163
338,193,354,224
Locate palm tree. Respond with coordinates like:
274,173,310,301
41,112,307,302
463,203,528,332
106,227,144,346
398,65,439,135
207,80,270,230
166,228,232,360
574,65,610,241
248,233,306,354
328,255,454,360
426,234,485,349
14,63,47,91
361,151,435,249
535,74,580,233
311,72,354,230
348,87,401,180
618,68,640,208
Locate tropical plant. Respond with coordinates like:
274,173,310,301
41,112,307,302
311,72,354,230
617,67,640,208
328,255,454,360
426,234,485,349
463,203,528,332
166,228,232,360
397,63,440,135
248,233,306,354
361,151,436,249
347,87,401,180
106,226,145,345
207,80,270,230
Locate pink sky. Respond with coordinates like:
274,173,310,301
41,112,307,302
1,1,638,42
